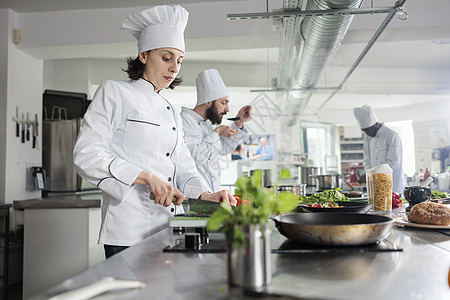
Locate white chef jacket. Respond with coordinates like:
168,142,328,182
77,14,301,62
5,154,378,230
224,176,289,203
180,107,247,192
73,79,210,246
363,124,406,194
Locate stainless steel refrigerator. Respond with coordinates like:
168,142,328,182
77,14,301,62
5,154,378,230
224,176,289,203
42,119,81,191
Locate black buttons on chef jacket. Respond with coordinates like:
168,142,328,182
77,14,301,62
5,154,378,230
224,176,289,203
170,207,174,213
172,127,176,131
167,106,170,110
166,152,170,157
168,177,172,182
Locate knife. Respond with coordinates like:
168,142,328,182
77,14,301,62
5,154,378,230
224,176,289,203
32,114,39,149
150,194,222,213
26,112,31,141
21,113,25,143
15,106,19,137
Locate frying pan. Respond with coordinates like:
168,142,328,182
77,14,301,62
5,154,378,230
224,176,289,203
273,213,393,246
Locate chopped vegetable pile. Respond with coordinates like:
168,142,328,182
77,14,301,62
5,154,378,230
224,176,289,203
300,188,349,204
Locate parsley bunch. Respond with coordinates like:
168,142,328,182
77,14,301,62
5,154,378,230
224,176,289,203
206,169,298,247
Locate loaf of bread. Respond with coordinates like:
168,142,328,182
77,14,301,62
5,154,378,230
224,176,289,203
408,202,450,226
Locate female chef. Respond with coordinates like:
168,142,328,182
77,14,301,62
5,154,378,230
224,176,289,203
73,5,235,258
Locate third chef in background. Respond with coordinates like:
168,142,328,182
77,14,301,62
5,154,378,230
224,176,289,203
181,69,252,192
353,105,406,194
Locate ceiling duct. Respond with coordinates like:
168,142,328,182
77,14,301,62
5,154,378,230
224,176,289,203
279,0,363,126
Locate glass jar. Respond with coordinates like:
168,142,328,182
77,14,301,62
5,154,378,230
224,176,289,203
366,164,393,212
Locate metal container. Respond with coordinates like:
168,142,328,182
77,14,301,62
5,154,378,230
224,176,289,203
298,166,321,187
316,174,342,191
250,169,271,187
227,223,271,289
42,119,81,191
276,183,307,197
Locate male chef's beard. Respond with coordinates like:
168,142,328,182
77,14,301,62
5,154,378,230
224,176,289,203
206,103,224,125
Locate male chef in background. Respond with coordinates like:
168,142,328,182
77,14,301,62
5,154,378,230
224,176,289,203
353,105,406,194
181,69,252,192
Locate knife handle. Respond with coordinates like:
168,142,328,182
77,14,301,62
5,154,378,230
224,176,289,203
32,136,36,148
21,129,25,143
150,193,178,203
26,129,30,141
16,123,19,137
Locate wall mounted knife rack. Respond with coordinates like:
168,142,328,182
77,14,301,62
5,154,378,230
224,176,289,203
12,106,39,148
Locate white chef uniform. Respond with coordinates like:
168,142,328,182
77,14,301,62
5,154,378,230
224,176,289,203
74,79,210,246
363,124,406,194
354,105,406,194
73,5,210,247
181,107,247,192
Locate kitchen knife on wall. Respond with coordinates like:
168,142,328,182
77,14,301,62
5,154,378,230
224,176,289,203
26,112,31,141
21,113,25,143
15,106,20,137
32,114,39,149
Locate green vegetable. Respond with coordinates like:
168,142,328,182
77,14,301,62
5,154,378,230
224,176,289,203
431,191,449,199
301,188,349,204
207,169,298,247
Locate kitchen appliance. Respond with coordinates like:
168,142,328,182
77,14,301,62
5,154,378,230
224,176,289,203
349,163,365,183
43,119,81,192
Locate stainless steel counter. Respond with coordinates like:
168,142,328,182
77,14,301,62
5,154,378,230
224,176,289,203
13,190,101,210
36,217,450,300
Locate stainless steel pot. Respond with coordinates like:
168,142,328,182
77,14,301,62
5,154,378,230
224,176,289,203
276,184,307,197
250,169,271,187
273,213,394,246
316,174,342,191
298,166,321,187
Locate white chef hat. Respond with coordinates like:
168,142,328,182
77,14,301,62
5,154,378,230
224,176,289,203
196,69,229,106
353,105,378,129
121,5,189,53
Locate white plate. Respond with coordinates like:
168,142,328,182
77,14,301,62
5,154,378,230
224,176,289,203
394,216,450,230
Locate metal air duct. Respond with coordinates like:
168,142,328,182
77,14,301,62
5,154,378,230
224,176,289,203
280,0,363,126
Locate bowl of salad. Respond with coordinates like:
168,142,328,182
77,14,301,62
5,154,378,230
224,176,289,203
298,189,371,213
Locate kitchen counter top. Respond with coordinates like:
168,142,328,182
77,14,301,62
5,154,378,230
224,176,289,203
13,191,102,210
35,212,450,300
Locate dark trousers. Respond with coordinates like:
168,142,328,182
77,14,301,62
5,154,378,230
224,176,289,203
104,244,129,259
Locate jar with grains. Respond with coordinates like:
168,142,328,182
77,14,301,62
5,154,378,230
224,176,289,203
366,164,393,212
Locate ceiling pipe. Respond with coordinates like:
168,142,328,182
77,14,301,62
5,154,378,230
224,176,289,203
280,0,363,126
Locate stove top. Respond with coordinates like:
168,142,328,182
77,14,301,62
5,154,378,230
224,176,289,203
163,235,402,253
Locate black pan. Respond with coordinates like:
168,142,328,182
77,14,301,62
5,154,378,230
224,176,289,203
273,213,394,246
299,201,371,213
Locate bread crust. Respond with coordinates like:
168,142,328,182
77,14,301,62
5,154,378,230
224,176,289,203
408,202,450,226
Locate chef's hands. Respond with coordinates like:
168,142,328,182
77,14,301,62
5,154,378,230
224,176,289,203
214,125,238,138
200,190,237,206
234,105,252,129
134,170,184,207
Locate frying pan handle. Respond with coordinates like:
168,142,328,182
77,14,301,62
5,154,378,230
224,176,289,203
343,178,354,190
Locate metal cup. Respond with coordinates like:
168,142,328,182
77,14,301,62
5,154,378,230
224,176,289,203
227,223,271,290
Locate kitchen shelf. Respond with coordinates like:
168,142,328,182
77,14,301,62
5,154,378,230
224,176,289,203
340,137,364,177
